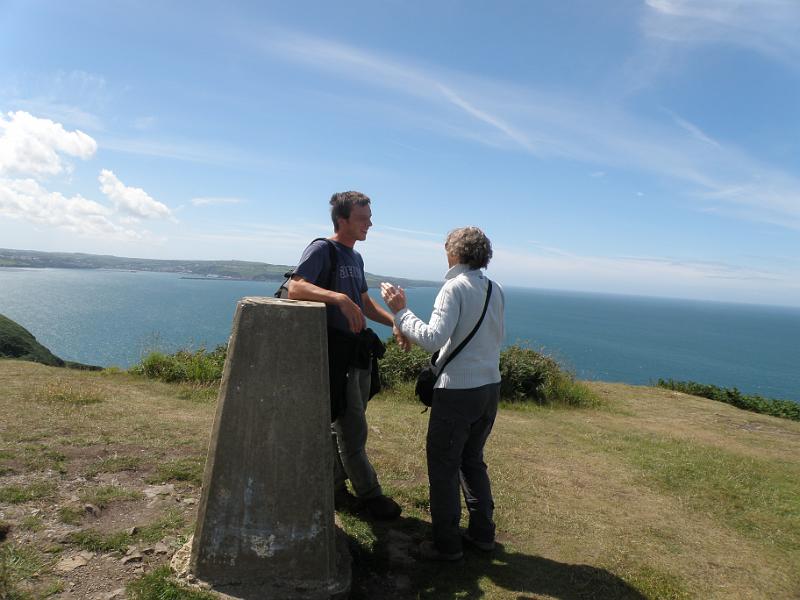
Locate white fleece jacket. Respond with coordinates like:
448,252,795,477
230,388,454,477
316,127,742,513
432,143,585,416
394,264,505,390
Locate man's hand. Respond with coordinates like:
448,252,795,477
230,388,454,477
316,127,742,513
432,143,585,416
393,325,411,352
337,294,367,333
380,282,407,313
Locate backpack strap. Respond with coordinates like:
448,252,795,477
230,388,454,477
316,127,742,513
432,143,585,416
274,237,339,298
317,238,338,291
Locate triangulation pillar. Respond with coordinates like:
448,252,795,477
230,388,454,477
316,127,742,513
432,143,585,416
187,297,350,599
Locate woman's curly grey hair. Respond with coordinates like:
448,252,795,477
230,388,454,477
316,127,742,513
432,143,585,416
445,226,493,269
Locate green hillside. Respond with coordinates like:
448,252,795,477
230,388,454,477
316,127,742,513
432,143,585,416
0,314,64,367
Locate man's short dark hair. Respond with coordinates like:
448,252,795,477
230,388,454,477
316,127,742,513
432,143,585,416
330,191,371,231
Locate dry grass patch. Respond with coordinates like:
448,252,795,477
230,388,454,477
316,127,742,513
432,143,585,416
79,484,143,508
84,455,143,477
24,380,105,406
360,385,800,599
2,361,800,599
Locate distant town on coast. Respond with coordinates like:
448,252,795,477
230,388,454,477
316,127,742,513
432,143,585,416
0,248,439,290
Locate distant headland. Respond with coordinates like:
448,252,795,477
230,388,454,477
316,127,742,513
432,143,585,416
0,248,439,289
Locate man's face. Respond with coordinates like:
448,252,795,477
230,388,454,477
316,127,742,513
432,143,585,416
340,204,372,241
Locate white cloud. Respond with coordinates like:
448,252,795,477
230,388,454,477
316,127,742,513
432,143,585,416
643,0,800,66
0,112,165,240
0,177,142,240
190,196,244,206
98,169,172,220
0,110,96,177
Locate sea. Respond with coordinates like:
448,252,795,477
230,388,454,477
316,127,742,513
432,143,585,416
1,267,798,403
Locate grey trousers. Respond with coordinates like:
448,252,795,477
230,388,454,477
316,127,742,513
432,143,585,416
427,382,500,553
332,366,382,499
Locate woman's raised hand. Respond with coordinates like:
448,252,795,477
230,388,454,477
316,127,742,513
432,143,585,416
380,282,407,313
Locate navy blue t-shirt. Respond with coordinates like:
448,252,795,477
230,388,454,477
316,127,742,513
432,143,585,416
293,239,368,332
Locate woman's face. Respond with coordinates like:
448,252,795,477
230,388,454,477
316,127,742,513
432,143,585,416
447,251,459,268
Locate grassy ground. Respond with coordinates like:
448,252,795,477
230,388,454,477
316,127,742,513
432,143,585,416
1,360,798,599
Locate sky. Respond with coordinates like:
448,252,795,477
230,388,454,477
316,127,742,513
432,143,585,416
1,0,799,307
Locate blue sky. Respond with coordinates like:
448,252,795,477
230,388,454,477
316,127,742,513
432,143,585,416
1,0,799,306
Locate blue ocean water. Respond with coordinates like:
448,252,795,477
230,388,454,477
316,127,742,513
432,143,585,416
1,267,798,402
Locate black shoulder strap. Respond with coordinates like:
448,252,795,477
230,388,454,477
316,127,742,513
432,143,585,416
433,279,493,378
275,237,338,298
314,237,338,291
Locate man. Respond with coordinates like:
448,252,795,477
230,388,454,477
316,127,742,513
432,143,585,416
288,191,408,520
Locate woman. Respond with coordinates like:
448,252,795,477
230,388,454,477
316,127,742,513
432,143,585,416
380,226,505,560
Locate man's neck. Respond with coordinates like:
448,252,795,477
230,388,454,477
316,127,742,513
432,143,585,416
331,233,356,248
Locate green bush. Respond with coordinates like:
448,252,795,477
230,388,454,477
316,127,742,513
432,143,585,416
378,338,430,389
379,340,598,407
130,345,226,384
657,379,800,421
499,345,561,402
131,339,597,407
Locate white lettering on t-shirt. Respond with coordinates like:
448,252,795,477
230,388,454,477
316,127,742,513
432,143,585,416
339,265,362,279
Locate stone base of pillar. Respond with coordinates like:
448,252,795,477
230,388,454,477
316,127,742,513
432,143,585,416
171,529,351,600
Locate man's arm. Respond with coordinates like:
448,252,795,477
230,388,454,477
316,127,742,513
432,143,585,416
362,292,394,326
362,292,411,351
288,276,366,333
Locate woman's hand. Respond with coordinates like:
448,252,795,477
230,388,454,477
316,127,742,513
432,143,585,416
380,282,407,313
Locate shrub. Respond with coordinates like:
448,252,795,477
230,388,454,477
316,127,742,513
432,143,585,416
378,338,430,389
657,379,800,421
500,345,598,407
499,345,561,402
379,340,598,407
131,345,226,384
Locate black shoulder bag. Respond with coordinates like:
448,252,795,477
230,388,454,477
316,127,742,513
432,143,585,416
415,280,493,409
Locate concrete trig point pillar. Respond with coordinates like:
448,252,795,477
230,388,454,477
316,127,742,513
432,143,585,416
186,297,350,599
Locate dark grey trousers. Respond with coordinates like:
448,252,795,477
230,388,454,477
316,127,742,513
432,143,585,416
332,366,382,499
426,381,500,553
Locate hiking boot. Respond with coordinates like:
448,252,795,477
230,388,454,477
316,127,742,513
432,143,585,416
463,532,495,552
334,488,358,512
364,494,402,520
418,540,463,561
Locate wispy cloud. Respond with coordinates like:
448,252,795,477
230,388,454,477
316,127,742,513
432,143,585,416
664,109,720,147
360,231,800,304
99,136,255,167
436,84,534,151
643,0,800,67
245,28,800,229
376,225,443,238
488,243,800,305
191,196,245,207
255,30,535,151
